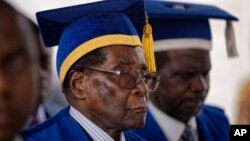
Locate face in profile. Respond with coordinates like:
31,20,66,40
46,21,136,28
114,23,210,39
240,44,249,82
73,46,149,130
152,49,211,123
0,5,40,141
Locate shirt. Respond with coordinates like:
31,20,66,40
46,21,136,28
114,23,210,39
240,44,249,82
69,106,126,141
148,102,198,141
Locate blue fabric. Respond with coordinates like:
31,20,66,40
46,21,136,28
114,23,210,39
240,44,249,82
132,105,230,141
149,18,211,40
56,12,138,74
131,110,167,141
145,0,238,20
144,0,238,41
21,107,146,141
36,0,145,47
36,0,145,80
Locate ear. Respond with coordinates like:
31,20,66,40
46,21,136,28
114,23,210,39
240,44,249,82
70,71,87,99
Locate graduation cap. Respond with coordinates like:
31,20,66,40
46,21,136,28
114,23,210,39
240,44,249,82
36,0,157,83
144,0,238,57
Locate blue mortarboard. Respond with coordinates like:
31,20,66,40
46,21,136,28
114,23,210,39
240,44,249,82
145,0,238,57
36,0,147,83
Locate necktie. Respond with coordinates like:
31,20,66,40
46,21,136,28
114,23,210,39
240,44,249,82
179,125,197,141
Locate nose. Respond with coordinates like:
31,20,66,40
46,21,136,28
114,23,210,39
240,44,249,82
190,74,209,93
133,79,149,99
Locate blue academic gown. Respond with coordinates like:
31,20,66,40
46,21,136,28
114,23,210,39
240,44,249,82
22,107,145,141
132,105,230,141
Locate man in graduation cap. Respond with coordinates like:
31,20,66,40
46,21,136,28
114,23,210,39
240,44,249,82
133,1,238,141
22,0,161,141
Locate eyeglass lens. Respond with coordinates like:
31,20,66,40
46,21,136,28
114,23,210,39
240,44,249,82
118,70,160,92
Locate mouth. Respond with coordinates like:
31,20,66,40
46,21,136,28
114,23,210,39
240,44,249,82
0,107,13,126
130,107,147,113
0,113,11,126
179,98,204,109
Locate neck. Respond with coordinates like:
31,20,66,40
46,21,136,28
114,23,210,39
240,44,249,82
150,96,190,124
90,118,122,139
72,104,122,140
106,129,122,140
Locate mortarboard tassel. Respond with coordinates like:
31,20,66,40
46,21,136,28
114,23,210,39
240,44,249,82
142,13,156,73
225,21,238,57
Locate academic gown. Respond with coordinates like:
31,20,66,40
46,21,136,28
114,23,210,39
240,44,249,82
22,107,145,141
132,105,230,141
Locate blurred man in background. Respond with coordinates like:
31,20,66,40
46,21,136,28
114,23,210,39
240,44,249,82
0,1,51,140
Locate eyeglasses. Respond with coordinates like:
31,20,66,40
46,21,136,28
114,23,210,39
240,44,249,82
81,67,161,92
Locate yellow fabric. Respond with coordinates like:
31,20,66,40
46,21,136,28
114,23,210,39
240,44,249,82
60,34,142,83
142,13,156,73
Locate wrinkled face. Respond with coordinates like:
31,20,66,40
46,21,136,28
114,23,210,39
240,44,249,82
79,46,149,130
152,49,210,123
0,7,40,140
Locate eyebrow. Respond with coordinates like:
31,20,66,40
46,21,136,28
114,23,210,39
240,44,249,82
112,59,133,68
116,59,134,65
3,47,28,62
113,59,148,71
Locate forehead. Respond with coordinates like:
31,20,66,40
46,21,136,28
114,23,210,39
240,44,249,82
166,49,211,71
0,7,23,41
0,7,33,59
102,45,146,68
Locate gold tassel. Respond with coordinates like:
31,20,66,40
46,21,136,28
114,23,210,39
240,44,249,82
142,13,156,73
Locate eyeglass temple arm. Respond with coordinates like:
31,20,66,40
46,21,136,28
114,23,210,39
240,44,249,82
85,67,121,75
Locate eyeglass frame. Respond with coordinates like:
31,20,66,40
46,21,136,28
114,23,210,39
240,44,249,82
78,66,161,92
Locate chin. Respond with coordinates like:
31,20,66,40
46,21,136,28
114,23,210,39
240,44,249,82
0,129,16,141
181,106,203,121
123,114,147,130
135,118,147,128
127,121,145,129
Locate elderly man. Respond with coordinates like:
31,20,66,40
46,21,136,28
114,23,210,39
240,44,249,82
0,1,51,141
133,1,238,141
22,0,161,141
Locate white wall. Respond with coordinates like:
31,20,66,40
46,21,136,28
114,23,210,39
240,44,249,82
6,0,103,22
7,0,250,124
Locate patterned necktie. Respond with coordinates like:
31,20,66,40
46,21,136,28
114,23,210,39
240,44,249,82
179,125,197,141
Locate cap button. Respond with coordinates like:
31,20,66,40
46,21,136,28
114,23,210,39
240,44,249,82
172,4,186,10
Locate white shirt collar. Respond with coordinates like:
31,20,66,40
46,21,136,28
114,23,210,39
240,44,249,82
69,106,126,141
148,102,198,141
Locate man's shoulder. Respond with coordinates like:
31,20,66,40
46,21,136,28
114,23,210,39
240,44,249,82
198,104,229,130
21,107,71,140
201,104,228,119
197,105,230,140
